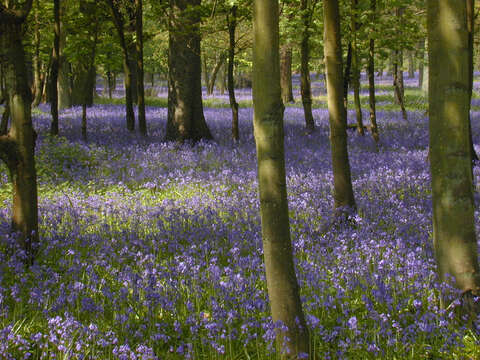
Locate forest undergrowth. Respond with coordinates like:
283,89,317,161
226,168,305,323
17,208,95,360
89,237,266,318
1,78,480,359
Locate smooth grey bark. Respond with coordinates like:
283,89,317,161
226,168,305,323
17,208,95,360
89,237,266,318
324,0,356,211
427,0,480,317
418,38,425,89
253,0,310,357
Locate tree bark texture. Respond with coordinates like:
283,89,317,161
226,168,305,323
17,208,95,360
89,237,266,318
50,0,60,135
427,0,480,306
32,0,42,107
393,51,408,120
367,0,379,142
0,1,39,264
300,0,315,133
351,0,363,135
207,53,226,95
467,0,478,163
166,0,212,142
253,0,310,357
58,0,71,110
135,0,147,136
343,43,352,110
280,45,294,103
324,0,356,211
227,5,239,141
107,0,136,131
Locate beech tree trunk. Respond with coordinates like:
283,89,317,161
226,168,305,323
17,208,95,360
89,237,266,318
351,0,363,135
32,0,42,107
324,0,356,211
207,53,225,95
280,45,294,103
253,1,310,357
300,0,315,133
58,1,71,110
427,0,480,317
343,43,352,110
166,0,212,142
135,0,147,136
467,0,478,164
50,0,60,135
418,39,425,89
0,1,39,264
393,51,408,121
227,5,239,141
367,0,379,142
107,0,136,131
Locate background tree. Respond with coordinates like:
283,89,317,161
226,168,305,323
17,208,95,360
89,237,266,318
166,0,212,142
50,0,60,135
324,0,356,212
252,0,310,357
0,0,39,264
427,0,480,316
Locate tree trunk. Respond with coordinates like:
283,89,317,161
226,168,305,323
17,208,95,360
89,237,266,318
136,0,147,136
207,53,225,95
427,0,480,317
58,0,71,110
300,0,315,133
107,0,136,131
351,0,363,135
32,0,42,107
0,102,9,135
418,38,425,89
0,3,39,264
324,0,356,211
408,50,415,78
280,45,294,103
467,0,478,165
343,43,352,110
393,51,408,120
202,54,210,89
228,5,239,142
367,0,379,143
50,0,60,135
166,0,212,142
253,0,310,357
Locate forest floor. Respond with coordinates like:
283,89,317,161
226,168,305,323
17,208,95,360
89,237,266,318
1,73,480,359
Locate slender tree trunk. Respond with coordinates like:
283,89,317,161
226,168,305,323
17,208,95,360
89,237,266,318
107,0,136,131
0,102,9,135
58,1,71,110
408,51,415,78
166,0,212,142
253,0,310,357
418,38,425,89
32,0,42,107
324,0,356,212
300,0,315,133
427,0,480,318
227,5,239,142
0,2,39,264
368,0,379,143
393,51,408,120
467,0,478,165
280,45,294,103
207,53,225,95
50,0,60,135
343,43,352,109
351,0,363,135
135,0,147,136
202,54,210,89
